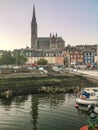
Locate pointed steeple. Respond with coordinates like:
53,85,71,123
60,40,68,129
32,4,37,25
33,4,36,19
31,4,37,49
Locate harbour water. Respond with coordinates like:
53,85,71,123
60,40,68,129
0,93,89,130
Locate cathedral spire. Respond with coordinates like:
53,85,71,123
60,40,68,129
32,4,37,24
31,4,37,49
33,4,36,19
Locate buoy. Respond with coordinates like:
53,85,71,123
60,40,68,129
80,125,88,130
80,125,98,130
75,103,79,108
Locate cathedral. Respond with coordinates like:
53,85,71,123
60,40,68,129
31,5,65,51
23,5,65,65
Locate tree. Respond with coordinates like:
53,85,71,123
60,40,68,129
0,51,27,65
0,51,15,65
15,54,27,65
37,59,48,65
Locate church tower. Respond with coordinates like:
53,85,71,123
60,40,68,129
31,4,37,49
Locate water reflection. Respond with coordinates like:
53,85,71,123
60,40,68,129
0,93,89,130
31,95,39,130
0,95,29,106
0,94,65,108
0,98,13,106
76,105,90,124
14,95,28,105
49,94,65,108
30,94,65,130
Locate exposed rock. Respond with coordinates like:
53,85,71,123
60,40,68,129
0,90,13,98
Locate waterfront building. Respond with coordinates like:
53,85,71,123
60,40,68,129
26,49,64,65
83,50,95,65
13,5,65,66
31,5,65,51
25,4,65,65
95,45,98,66
70,50,83,65
76,45,97,53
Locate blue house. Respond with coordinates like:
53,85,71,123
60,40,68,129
83,51,95,65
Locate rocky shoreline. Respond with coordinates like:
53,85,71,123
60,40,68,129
0,72,98,98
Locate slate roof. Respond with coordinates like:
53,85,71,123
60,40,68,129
37,37,65,42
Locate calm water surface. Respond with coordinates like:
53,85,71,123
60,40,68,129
0,93,89,130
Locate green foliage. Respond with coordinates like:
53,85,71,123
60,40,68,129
64,56,69,67
37,59,48,65
0,51,15,65
0,51,27,65
15,54,27,65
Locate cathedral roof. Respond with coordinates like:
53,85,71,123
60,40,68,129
37,37,65,42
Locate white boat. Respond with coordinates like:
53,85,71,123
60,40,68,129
94,106,98,113
76,87,98,105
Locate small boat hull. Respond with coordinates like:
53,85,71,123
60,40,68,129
80,125,98,130
80,125,88,130
76,98,98,105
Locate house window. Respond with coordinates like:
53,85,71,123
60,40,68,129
46,53,49,56
91,57,93,59
85,60,87,63
88,57,90,59
74,55,76,58
91,59,94,62
71,55,73,58
85,57,87,59
78,55,80,57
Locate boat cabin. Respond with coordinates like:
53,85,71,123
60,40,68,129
80,88,98,100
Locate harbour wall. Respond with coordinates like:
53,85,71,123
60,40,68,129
0,71,98,98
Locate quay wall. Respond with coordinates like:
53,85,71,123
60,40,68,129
0,71,98,98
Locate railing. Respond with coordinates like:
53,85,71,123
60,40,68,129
87,117,98,130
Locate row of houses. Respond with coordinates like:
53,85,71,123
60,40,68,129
0,44,98,68
13,48,64,65
65,44,98,67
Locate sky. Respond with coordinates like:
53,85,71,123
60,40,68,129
0,0,98,51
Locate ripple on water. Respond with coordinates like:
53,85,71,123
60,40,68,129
0,94,88,130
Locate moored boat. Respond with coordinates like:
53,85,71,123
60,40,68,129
80,112,98,130
79,100,98,130
80,116,98,130
94,107,98,114
80,125,98,130
76,87,98,105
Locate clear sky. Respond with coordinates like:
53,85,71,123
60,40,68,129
0,0,98,50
